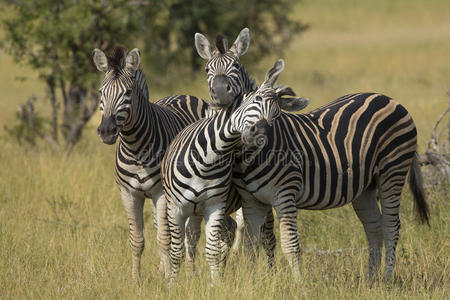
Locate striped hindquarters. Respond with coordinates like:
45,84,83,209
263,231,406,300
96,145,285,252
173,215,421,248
296,93,417,208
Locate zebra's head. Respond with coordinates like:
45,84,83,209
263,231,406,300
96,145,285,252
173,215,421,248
93,46,143,145
195,28,255,108
232,59,309,147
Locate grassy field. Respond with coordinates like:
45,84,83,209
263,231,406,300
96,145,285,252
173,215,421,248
0,0,449,298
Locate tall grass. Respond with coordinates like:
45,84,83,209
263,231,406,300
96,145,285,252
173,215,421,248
0,0,449,298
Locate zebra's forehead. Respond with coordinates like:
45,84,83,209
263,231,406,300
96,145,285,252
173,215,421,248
100,69,134,91
207,51,238,68
245,87,276,102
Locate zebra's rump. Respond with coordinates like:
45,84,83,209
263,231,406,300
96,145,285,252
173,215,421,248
300,93,417,208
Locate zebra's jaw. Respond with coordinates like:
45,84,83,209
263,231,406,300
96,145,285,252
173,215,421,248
98,133,119,145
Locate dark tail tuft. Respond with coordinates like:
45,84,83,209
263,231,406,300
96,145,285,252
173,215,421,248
409,152,430,226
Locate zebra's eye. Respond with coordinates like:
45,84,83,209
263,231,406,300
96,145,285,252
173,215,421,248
232,61,240,69
256,96,263,102
205,67,210,73
125,90,132,96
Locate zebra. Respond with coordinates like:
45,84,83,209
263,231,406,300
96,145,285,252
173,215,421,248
231,59,430,281
194,27,310,263
161,59,308,281
181,27,260,255
93,45,218,280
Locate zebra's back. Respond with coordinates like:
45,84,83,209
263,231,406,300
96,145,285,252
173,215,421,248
156,95,213,123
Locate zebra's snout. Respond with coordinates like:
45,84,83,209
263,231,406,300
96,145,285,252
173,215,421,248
241,119,270,148
211,75,233,107
97,115,120,145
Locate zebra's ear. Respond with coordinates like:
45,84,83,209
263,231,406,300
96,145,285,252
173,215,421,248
230,28,250,57
263,59,285,87
275,85,296,97
125,48,141,74
278,97,310,112
195,33,212,60
93,48,109,73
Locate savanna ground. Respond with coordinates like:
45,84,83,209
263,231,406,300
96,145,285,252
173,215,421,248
0,0,449,298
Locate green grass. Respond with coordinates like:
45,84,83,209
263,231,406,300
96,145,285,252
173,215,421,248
0,0,449,298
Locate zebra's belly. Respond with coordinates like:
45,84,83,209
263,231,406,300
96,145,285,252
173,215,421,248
233,173,303,206
295,173,372,210
169,175,233,205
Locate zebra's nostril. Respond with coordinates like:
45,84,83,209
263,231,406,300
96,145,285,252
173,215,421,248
226,85,231,92
250,126,256,133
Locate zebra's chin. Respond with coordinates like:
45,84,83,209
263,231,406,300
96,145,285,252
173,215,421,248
98,133,119,145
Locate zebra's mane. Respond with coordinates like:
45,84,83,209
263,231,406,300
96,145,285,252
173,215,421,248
241,66,257,93
108,44,128,74
215,34,227,54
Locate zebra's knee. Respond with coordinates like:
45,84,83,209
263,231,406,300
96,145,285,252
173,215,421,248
129,235,145,256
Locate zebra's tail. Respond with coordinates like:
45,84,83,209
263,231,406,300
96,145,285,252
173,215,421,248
408,152,430,225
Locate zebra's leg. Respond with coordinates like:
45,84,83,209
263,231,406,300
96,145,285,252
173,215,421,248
154,193,170,278
120,188,145,281
152,201,158,229
167,198,188,282
185,215,202,272
231,208,245,251
241,201,270,266
220,214,237,264
274,200,301,280
352,188,382,280
261,209,276,269
204,203,228,282
380,175,406,282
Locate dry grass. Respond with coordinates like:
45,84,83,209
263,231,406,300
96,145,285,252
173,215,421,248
0,0,449,298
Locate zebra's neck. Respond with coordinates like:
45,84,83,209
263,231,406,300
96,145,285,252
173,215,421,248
205,97,244,159
240,66,257,94
118,69,159,157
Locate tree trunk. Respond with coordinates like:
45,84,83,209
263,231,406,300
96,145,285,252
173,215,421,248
62,84,99,146
47,74,58,142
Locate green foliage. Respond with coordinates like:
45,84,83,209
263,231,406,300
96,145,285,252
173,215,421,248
142,0,307,74
1,0,142,145
2,0,140,88
1,0,306,144
2,0,305,88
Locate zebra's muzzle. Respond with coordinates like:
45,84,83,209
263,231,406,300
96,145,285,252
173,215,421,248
97,115,120,145
210,75,234,107
241,119,270,148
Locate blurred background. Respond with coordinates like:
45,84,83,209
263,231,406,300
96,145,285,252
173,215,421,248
0,0,448,298
1,0,449,148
